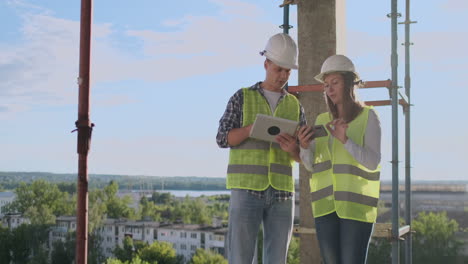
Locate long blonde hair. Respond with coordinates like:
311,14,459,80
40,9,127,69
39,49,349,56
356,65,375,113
324,72,364,123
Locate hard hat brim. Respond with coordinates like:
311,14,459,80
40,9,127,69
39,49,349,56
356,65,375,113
314,71,360,83
269,57,298,70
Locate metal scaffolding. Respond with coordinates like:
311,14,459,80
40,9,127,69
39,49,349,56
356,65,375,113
280,0,415,263
72,1,415,263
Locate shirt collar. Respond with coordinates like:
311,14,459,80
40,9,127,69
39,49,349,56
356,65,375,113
251,82,289,97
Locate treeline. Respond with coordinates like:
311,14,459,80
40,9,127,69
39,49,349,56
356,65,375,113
1,180,230,263
4,180,230,227
0,171,227,191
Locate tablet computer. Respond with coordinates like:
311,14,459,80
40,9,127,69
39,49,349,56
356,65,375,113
249,114,299,142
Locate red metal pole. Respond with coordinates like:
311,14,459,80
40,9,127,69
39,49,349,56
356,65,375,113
75,1,93,264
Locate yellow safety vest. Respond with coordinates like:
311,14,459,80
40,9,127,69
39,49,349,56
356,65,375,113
227,88,300,192
310,106,381,223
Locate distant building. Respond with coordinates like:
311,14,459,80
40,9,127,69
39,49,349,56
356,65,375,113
1,213,30,229
157,223,226,262
0,191,15,217
49,216,226,263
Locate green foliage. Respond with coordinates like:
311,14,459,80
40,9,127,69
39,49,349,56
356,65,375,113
57,182,77,194
114,236,137,262
368,212,465,263
9,224,50,264
287,236,300,264
0,171,227,191
105,256,153,264
367,237,391,263
88,181,137,232
412,211,464,263
51,232,75,264
0,226,12,264
113,238,180,264
151,192,173,204
89,233,106,264
189,248,227,264
6,180,74,225
104,181,136,220
89,189,107,233
138,241,180,264
139,196,162,221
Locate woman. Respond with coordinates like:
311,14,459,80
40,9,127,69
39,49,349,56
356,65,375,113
298,55,381,264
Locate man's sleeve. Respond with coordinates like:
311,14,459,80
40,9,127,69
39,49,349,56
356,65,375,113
216,89,243,148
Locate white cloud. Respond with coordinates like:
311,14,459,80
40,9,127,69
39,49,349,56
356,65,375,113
0,10,116,114
0,0,288,114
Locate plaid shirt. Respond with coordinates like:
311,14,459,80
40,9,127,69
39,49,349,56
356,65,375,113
216,82,306,201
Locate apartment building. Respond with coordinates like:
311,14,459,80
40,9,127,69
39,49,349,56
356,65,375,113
156,223,226,262
1,213,30,229
49,216,226,263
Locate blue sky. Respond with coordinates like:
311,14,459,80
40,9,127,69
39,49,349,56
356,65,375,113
0,0,467,181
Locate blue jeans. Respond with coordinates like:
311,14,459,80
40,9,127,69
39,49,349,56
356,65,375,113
226,188,294,264
315,212,374,264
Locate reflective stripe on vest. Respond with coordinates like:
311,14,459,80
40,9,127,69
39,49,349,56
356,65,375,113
334,164,380,181
231,140,282,150
227,163,292,177
309,106,381,223
227,88,300,192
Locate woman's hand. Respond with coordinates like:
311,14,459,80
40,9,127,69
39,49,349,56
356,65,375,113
297,125,314,149
326,119,348,144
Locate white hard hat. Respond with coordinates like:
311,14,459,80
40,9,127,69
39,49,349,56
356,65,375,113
260,33,298,70
314,54,360,83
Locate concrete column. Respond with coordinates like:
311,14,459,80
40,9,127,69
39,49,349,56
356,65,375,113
297,0,343,263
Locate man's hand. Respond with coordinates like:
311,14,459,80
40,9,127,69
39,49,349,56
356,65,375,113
227,124,253,147
276,133,300,162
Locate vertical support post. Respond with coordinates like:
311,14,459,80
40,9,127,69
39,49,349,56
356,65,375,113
281,3,291,91
282,3,290,34
403,0,413,263
390,0,400,263
297,0,337,263
76,1,93,264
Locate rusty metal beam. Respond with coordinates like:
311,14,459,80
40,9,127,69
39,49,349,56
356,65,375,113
75,1,93,264
288,79,392,93
365,99,408,107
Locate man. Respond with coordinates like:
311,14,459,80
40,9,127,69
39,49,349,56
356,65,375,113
216,33,306,264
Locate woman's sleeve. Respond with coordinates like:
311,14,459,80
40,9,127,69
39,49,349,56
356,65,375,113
299,141,316,172
343,109,381,170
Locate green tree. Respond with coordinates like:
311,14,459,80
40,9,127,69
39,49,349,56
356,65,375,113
105,256,152,264
88,233,106,264
151,192,173,204
139,196,161,221
138,241,180,264
412,211,464,263
287,236,300,264
10,224,50,264
0,226,11,264
367,237,391,264
6,180,74,225
51,232,75,264
114,236,137,262
189,248,227,264
104,181,136,219
89,189,107,233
